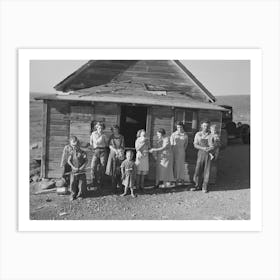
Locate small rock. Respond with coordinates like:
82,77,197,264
30,143,38,150
39,179,56,190
59,212,69,216
35,205,46,210
31,175,40,182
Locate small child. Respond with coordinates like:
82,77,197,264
120,150,137,198
60,136,79,186
208,124,221,160
67,138,88,201
135,129,149,190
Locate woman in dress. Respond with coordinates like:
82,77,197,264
105,125,125,190
135,129,149,191
149,128,174,188
170,121,188,185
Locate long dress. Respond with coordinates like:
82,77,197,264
120,159,136,189
105,134,125,177
135,137,149,175
156,136,174,182
170,131,188,180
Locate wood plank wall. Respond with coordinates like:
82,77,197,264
45,101,120,179
70,105,93,180
94,102,120,137
47,101,70,178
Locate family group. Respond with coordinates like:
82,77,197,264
60,120,220,201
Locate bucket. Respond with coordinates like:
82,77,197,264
55,178,69,195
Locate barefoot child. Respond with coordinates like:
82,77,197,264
120,150,137,198
208,124,221,160
135,129,149,191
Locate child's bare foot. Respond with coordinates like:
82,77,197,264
120,192,127,197
131,193,137,198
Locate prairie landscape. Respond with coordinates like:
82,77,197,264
29,93,250,220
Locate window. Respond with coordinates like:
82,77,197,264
174,109,197,133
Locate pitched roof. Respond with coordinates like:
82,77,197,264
53,60,216,102
36,83,225,111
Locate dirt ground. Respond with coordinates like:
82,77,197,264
30,141,250,220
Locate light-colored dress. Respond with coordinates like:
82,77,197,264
135,137,149,175
156,136,174,182
120,159,136,189
105,134,125,176
170,131,188,180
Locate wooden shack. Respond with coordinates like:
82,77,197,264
36,60,225,182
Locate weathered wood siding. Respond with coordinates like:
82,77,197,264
45,101,120,179
93,102,120,138
46,101,70,178
70,105,93,180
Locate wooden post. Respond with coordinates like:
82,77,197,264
146,106,152,140
192,111,198,130
41,100,48,178
116,104,121,126
171,107,175,132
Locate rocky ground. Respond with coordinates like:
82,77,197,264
29,141,250,220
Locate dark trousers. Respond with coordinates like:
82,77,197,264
193,150,211,190
62,163,72,186
91,148,108,186
70,173,87,198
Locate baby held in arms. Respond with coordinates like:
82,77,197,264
208,124,221,160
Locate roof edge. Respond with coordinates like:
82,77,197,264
53,60,95,92
173,60,216,102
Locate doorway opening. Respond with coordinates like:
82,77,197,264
120,105,147,149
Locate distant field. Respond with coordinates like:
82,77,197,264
30,99,43,159
216,95,250,124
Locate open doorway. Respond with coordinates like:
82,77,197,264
120,105,147,149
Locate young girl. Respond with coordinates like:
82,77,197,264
120,150,137,198
105,125,125,190
135,129,149,190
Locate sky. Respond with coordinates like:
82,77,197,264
30,60,250,96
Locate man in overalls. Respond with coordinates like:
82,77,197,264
191,120,212,193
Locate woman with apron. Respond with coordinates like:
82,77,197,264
170,121,188,185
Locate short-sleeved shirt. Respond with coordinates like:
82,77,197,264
90,131,108,149
61,144,75,166
68,148,87,169
193,131,211,148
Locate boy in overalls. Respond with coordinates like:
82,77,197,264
67,141,88,201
